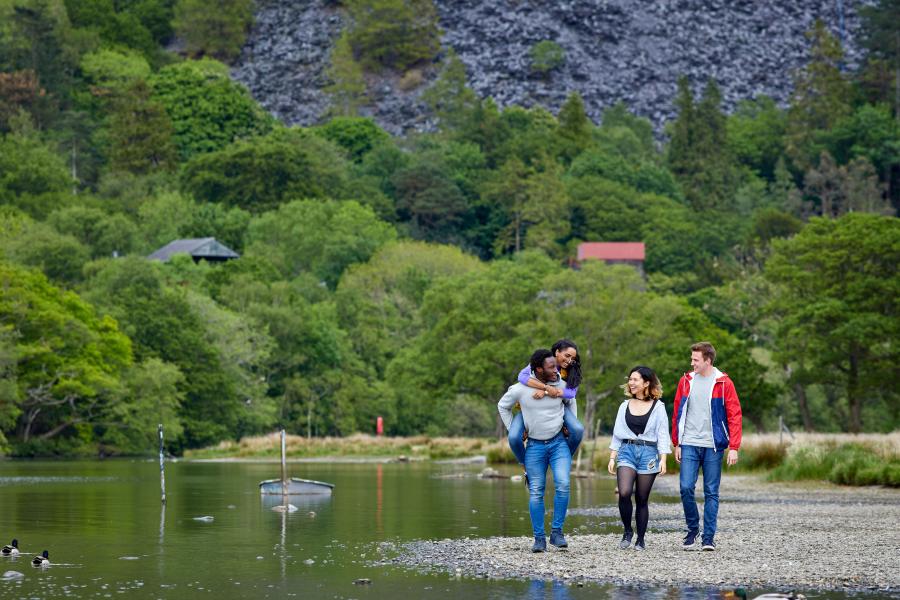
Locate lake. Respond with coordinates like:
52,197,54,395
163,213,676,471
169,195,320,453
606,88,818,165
0,459,888,599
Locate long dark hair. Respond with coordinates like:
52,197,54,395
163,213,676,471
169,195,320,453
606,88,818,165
551,339,581,390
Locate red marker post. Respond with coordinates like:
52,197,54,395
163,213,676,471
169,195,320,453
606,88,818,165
376,416,384,436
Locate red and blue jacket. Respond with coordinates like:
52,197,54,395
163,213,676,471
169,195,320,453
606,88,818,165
671,368,742,452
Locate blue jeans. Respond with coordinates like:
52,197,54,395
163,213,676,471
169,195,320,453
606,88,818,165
679,445,723,542
524,431,572,538
508,407,584,465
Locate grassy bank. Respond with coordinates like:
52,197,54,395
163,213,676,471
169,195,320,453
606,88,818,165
187,432,900,487
184,432,508,461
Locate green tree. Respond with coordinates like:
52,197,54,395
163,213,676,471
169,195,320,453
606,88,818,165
0,261,132,451
99,358,184,454
82,256,242,448
556,91,592,162
1,214,90,284
48,205,138,258
766,213,900,432
173,0,253,63
323,32,367,117
344,0,441,72
335,240,483,376
785,20,854,172
314,116,389,163
0,131,72,216
727,96,787,181
180,128,350,213
385,252,558,435
529,40,565,76
149,59,274,159
244,198,397,288
79,48,152,99
422,50,479,132
667,77,736,211
859,0,900,119
107,80,177,174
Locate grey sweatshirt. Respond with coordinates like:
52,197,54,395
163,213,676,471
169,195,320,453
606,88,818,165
497,379,573,441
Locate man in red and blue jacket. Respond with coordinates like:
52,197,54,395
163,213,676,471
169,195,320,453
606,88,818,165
671,341,742,552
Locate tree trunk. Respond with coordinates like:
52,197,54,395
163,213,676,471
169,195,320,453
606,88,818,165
794,382,814,432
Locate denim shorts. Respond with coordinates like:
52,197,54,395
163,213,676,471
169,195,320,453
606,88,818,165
616,442,660,474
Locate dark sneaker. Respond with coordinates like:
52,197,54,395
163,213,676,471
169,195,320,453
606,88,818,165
523,470,529,491
701,539,716,551
682,530,698,550
633,539,646,551
618,530,633,549
532,536,547,553
549,529,568,548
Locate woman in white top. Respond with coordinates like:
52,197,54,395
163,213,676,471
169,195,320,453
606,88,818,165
607,366,672,550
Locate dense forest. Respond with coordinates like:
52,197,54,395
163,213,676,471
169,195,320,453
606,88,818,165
0,0,898,456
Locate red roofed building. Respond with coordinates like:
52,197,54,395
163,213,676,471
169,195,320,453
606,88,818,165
576,242,646,275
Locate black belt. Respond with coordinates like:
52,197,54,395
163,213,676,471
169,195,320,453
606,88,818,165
622,439,657,447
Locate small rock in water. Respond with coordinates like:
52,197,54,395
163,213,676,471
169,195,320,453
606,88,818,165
510,474,523,482
271,504,298,513
353,578,372,585
118,556,140,560
227,505,236,509
307,511,316,518
193,516,214,522
303,559,315,565
256,556,264,560
2,571,24,580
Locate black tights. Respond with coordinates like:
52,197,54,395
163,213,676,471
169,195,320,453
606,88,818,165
617,467,657,541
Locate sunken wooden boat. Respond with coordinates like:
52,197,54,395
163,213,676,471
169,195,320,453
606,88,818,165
259,430,334,496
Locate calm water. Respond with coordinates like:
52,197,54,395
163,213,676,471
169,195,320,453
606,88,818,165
0,460,885,599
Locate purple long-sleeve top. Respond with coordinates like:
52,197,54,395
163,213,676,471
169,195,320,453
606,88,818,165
517,365,578,401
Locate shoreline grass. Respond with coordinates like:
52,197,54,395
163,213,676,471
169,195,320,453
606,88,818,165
187,431,900,487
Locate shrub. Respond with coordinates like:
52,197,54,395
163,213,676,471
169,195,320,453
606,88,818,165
344,0,441,72
530,40,565,75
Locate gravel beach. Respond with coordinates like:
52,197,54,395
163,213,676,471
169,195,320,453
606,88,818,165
387,474,900,592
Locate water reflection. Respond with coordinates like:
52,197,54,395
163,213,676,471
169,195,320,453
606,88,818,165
528,579,572,599
0,461,890,600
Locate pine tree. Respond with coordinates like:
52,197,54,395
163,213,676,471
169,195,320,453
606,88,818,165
667,76,696,181
667,77,735,211
345,0,441,72
557,91,592,162
173,0,254,63
785,20,854,171
421,50,478,132
107,80,176,174
859,0,900,120
324,33,367,117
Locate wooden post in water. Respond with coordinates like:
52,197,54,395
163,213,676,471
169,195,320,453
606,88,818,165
281,429,288,497
159,424,166,504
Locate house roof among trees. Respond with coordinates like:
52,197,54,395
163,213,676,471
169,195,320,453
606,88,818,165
577,242,646,261
148,238,239,262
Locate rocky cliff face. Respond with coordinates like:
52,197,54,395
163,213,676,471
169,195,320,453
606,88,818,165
233,0,867,135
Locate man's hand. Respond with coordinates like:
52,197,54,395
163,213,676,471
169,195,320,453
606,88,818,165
727,449,738,466
547,387,563,398
675,446,681,464
532,389,546,399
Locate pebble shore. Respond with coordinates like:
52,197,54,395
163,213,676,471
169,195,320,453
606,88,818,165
386,475,900,592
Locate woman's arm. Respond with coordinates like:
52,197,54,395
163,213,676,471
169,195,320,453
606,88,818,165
517,365,562,398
